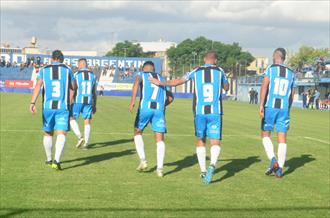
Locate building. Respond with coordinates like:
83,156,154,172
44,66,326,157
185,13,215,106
246,57,269,75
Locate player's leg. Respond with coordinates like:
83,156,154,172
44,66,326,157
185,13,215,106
42,110,55,166
203,115,222,184
275,109,290,178
151,110,167,177
261,108,279,175
52,110,70,170
81,105,93,149
134,109,150,171
194,115,207,178
69,103,84,148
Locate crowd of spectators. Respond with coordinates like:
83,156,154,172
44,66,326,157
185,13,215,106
301,89,330,110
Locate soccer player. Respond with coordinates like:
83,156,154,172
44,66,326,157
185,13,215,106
129,61,172,177
69,58,97,149
29,50,75,170
149,51,229,184
259,48,295,178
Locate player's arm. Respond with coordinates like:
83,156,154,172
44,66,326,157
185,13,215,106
149,77,187,87
129,76,141,113
30,79,43,114
259,77,270,118
289,83,294,109
92,83,97,114
165,90,174,107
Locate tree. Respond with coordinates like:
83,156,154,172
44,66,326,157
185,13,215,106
166,36,254,77
105,41,147,57
288,46,330,70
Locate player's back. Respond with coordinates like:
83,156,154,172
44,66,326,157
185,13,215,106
265,64,295,110
138,71,166,111
74,69,96,105
192,65,227,115
40,62,73,110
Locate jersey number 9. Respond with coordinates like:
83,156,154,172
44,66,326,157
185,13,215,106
203,84,214,102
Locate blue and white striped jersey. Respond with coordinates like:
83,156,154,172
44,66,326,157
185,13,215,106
74,69,96,105
184,64,228,115
137,71,166,111
37,62,74,110
264,64,295,109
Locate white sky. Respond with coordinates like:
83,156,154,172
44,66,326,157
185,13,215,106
1,0,329,57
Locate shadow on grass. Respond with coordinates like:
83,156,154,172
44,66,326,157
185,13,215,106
1,206,329,217
62,149,135,170
88,138,134,149
212,156,261,183
283,154,316,176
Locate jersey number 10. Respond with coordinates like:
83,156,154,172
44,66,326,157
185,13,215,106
273,78,289,96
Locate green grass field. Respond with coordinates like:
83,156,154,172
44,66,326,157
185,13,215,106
0,92,329,217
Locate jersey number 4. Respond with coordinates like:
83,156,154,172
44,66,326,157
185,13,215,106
273,78,289,96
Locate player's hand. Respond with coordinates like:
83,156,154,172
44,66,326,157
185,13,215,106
148,77,161,86
30,104,37,114
129,102,135,113
259,106,264,118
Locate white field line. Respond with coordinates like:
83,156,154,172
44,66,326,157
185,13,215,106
304,137,329,145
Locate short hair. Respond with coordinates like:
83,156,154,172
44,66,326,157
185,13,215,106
78,58,88,66
52,50,64,63
142,61,155,69
204,51,218,59
274,48,286,61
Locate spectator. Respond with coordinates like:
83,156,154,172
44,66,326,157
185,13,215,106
307,89,314,109
249,88,255,104
313,89,320,110
254,90,258,104
302,92,307,109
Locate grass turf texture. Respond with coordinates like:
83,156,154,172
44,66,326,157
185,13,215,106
0,92,329,217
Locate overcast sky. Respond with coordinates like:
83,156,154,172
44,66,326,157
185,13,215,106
1,0,329,57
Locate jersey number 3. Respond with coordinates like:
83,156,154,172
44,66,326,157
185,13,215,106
51,81,61,97
273,78,289,96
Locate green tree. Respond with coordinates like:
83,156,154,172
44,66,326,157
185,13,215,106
166,36,254,77
288,46,330,69
105,41,147,57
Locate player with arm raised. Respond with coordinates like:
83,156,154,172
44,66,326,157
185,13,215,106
259,48,295,178
29,50,75,170
149,51,229,184
129,61,173,177
69,58,97,150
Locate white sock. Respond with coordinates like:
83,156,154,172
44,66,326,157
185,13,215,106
210,145,221,166
134,135,145,161
70,120,81,139
156,141,165,170
278,143,287,168
84,124,91,144
54,134,66,163
196,146,206,172
43,135,53,161
262,137,275,160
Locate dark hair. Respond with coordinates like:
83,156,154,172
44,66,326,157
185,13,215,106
274,48,286,61
142,61,155,69
52,50,64,63
78,58,88,66
204,50,218,59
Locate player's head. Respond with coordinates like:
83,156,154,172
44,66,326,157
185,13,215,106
52,50,64,63
204,51,218,65
273,48,286,64
142,61,155,72
78,58,88,69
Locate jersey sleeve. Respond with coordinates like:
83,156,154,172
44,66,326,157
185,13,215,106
182,69,196,81
69,69,75,82
221,70,229,85
264,67,271,78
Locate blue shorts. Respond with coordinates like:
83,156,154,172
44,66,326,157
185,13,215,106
43,109,70,132
194,114,222,140
261,108,290,132
134,109,166,133
71,103,93,120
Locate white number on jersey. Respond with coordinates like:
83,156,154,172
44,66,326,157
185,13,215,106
273,78,289,96
51,81,61,97
151,84,159,100
203,84,214,102
81,81,92,95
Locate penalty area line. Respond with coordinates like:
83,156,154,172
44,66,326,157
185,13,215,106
303,137,329,145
